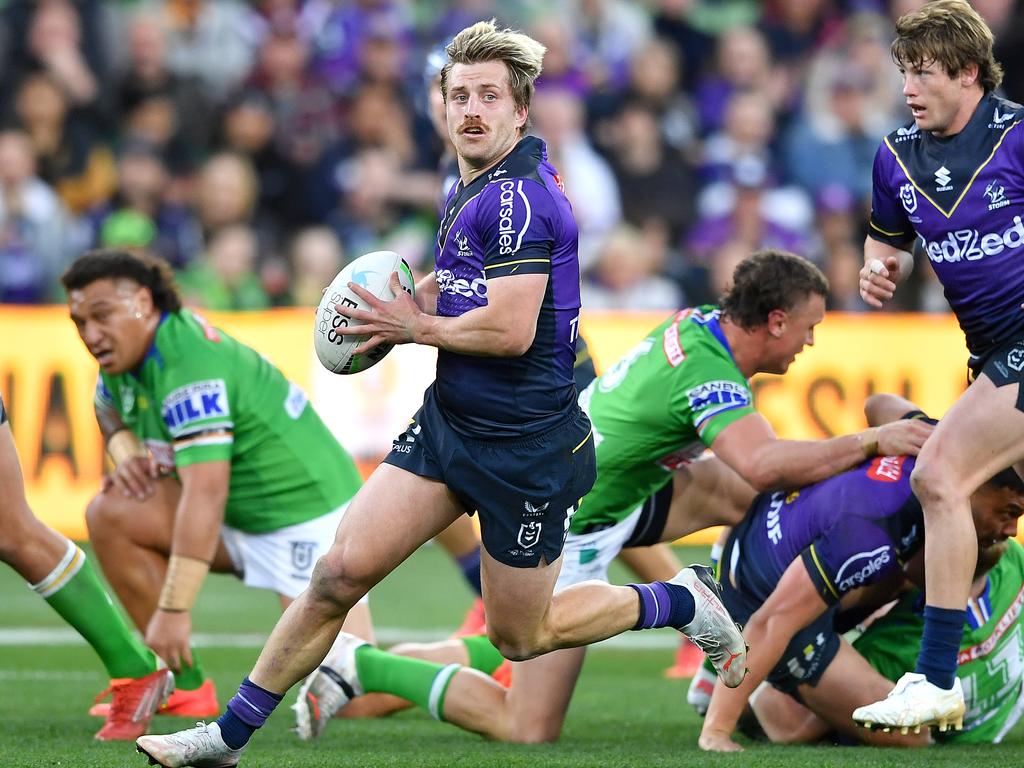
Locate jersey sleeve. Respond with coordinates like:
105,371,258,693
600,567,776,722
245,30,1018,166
800,516,901,605
94,374,116,410
156,355,235,467
678,363,756,447
868,140,917,248
476,178,555,278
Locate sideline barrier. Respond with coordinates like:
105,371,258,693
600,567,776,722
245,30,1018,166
0,307,968,541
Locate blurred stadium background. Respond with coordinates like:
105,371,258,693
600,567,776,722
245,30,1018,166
1,0,1023,763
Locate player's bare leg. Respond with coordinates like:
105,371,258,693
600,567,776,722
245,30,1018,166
772,641,930,746
855,377,1024,730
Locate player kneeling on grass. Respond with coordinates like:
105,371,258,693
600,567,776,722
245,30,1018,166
750,536,1024,746
695,393,1024,752
61,249,372,726
0,392,173,741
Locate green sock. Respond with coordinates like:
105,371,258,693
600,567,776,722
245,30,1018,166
461,635,505,675
33,540,158,679
355,646,460,720
174,657,206,690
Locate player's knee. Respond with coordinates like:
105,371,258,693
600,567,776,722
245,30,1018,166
909,459,962,508
307,549,371,613
486,627,545,661
85,492,122,537
504,719,561,744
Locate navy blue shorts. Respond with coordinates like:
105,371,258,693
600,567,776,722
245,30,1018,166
971,334,1024,412
720,557,840,694
385,386,597,567
1,393,6,425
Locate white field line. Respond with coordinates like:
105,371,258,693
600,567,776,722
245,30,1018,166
0,626,680,650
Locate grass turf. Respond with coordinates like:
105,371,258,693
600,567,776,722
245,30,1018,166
0,544,1020,767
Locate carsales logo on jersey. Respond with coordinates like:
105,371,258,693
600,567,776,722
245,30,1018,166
924,216,1024,263
497,180,529,255
835,546,892,592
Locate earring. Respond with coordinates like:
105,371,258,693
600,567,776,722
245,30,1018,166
135,312,143,319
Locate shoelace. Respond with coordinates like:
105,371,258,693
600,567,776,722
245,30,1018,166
170,722,218,755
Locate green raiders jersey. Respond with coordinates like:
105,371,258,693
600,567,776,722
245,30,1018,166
572,306,754,533
95,310,362,533
853,539,1024,743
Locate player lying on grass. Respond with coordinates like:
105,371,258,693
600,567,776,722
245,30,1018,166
696,393,1024,752
0,392,174,741
751,536,1024,746
61,250,373,723
292,253,932,744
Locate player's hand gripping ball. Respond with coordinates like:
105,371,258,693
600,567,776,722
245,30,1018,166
314,250,416,374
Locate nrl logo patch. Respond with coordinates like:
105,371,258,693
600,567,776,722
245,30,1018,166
899,183,918,214
517,521,542,549
1007,345,1024,372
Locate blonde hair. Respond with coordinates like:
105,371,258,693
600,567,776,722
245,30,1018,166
440,19,546,130
892,0,1003,92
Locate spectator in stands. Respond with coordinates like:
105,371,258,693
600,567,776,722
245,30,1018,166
113,10,212,172
11,71,115,215
177,224,270,311
570,0,652,92
602,98,697,244
582,223,683,311
532,86,621,271
700,90,777,184
82,141,201,270
0,129,75,303
157,0,255,101
289,226,344,308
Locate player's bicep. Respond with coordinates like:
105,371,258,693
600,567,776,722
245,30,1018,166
160,376,235,465
478,179,555,278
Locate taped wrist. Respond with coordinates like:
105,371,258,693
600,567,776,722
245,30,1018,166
860,427,879,458
158,555,210,612
107,429,148,466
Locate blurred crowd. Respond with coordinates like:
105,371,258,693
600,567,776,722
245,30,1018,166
0,0,1021,312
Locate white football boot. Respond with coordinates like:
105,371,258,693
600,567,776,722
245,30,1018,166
686,661,718,716
293,632,368,740
852,672,966,734
671,565,747,688
136,721,243,768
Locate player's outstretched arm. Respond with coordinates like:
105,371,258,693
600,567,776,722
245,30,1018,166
711,412,933,492
699,559,828,752
860,238,914,308
144,459,229,672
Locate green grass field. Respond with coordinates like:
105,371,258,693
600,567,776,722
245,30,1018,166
0,543,1019,767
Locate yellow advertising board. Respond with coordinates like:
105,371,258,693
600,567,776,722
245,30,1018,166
0,307,970,541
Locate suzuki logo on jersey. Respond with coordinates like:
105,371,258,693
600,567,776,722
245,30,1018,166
899,183,918,214
836,546,892,592
869,455,906,483
934,165,952,191
686,381,751,413
436,268,487,299
517,521,542,549
924,216,1024,264
984,181,1010,211
162,379,229,434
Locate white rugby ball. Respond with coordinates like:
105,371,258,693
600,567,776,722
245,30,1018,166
314,250,416,375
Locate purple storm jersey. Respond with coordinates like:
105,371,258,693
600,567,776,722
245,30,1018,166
869,93,1024,355
432,136,582,437
725,455,924,606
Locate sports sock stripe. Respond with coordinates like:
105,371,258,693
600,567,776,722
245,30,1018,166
427,664,460,721
30,539,85,598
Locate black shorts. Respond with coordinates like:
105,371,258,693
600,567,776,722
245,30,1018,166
970,334,1024,412
623,481,674,548
385,385,597,567
720,567,840,695
0,394,6,425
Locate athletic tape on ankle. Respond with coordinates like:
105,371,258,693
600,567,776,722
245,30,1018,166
107,429,148,466
158,555,210,612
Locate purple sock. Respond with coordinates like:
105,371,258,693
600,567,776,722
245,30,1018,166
217,677,284,749
456,546,482,596
628,581,695,630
